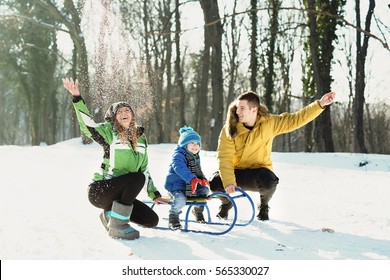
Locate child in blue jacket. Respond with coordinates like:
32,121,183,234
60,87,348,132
164,126,210,230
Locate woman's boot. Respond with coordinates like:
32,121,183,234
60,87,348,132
108,200,140,240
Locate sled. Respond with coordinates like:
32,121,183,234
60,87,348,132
148,188,255,235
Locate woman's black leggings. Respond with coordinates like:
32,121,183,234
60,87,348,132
88,172,158,228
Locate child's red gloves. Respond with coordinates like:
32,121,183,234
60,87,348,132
190,178,202,194
201,179,210,187
190,178,210,193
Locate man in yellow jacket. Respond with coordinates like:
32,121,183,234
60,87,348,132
209,91,336,221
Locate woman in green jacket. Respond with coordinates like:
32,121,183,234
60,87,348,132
63,78,168,240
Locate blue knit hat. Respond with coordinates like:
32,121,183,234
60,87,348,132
178,126,201,148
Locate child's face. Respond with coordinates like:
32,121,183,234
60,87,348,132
187,142,200,154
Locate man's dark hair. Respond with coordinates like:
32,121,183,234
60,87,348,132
237,91,270,117
237,91,260,109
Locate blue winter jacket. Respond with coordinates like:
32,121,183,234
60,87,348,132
164,145,205,192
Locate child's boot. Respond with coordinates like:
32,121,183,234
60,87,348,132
108,200,140,240
192,206,206,223
168,214,182,230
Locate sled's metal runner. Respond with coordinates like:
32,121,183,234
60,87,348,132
149,188,255,235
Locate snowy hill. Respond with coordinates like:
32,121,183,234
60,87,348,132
1,138,390,278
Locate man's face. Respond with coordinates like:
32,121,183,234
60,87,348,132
236,100,257,126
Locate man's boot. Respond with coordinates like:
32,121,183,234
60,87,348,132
258,184,276,221
216,201,233,219
257,204,269,221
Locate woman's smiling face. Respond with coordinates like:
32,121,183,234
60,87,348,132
115,107,133,128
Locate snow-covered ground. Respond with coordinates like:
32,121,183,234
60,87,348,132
1,138,390,278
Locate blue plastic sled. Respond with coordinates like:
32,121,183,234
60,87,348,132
149,188,255,235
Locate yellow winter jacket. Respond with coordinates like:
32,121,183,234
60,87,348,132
217,100,325,188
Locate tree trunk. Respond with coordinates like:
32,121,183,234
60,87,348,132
196,46,211,147
306,0,338,152
353,0,374,153
39,0,91,144
141,0,164,143
226,0,240,108
277,29,295,151
163,1,173,143
263,0,280,110
175,0,186,128
249,0,258,92
200,0,224,151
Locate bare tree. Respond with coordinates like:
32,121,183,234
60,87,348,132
37,0,92,143
249,0,258,92
353,0,375,153
161,0,174,143
225,0,242,108
173,0,186,128
38,0,90,98
305,0,345,152
195,15,211,148
263,0,281,110
199,0,224,150
274,12,299,152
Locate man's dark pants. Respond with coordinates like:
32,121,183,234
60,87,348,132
209,168,279,206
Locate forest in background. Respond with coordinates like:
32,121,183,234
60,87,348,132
0,0,389,154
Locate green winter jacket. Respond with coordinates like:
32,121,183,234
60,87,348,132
72,96,161,200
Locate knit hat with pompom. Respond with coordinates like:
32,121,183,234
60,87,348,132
178,126,201,148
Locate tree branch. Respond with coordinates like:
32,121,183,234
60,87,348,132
153,5,390,52
0,14,69,33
